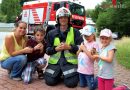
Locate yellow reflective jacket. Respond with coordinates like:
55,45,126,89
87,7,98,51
49,27,78,64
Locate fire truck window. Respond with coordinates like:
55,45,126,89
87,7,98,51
76,8,84,15
54,3,60,11
69,3,85,16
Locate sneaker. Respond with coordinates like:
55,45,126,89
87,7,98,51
12,77,22,81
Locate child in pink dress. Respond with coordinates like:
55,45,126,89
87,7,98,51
77,25,99,90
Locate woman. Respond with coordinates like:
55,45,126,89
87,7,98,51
0,21,33,81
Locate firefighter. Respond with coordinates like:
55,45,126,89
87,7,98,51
44,7,83,88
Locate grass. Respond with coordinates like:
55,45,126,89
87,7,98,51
115,37,130,69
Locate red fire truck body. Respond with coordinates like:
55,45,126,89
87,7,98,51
22,0,86,34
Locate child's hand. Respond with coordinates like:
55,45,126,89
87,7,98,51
34,45,40,50
80,43,86,52
39,43,44,51
93,54,99,60
23,47,33,53
34,43,43,50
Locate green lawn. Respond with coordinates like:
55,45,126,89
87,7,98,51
115,37,130,69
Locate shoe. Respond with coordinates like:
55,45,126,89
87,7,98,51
12,77,22,81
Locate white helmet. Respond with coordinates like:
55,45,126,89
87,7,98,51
56,7,71,21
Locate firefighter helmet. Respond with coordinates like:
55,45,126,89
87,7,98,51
56,7,71,21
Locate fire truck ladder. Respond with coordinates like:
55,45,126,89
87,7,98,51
32,9,41,24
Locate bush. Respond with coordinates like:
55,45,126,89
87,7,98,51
0,14,6,22
115,37,130,69
6,15,16,23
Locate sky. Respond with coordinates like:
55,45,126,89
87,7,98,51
0,0,103,9
79,0,103,9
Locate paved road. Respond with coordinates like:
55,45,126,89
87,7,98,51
0,57,130,90
0,66,88,90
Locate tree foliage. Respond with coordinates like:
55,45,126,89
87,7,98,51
96,9,118,32
89,0,130,37
1,0,21,22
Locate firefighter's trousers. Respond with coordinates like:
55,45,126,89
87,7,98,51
44,63,79,88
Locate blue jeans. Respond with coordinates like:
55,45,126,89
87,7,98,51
79,73,97,90
1,55,27,78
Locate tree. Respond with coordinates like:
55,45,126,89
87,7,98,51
124,0,130,8
89,0,130,37
96,8,118,32
88,1,111,23
89,5,104,23
0,4,1,13
1,0,21,22
85,9,93,17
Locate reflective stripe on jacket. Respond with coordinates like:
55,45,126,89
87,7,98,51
48,27,78,64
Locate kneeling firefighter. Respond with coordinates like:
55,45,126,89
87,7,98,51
44,7,83,88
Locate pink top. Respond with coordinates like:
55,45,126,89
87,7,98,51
77,41,99,75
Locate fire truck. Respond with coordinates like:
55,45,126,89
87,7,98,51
21,0,86,35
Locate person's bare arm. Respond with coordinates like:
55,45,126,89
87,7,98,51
23,36,28,48
76,44,82,56
99,50,115,63
5,35,15,55
5,35,33,56
76,49,81,56
80,43,95,60
93,49,115,63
